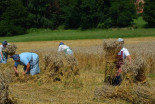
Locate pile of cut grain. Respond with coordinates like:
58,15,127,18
0,72,14,104
94,83,155,104
43,52,79,82
2,44,17,56
103,39,122,84
103,39,122,62
122,55,147,82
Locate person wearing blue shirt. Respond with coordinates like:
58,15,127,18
10,52,40,75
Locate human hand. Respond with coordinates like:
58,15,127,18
117,68,122,73
116,68,122,76
22,71,27,75
15,70,19,74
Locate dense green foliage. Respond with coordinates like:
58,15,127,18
143,0,155,27
0,0,153,36
24,0,61,29
109,0,137,27
0,0,27,36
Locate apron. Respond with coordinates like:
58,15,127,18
112,51,124,85
116,51,124,69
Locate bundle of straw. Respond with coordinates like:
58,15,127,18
43,53,53,70
43,52,78,82
2,44,17,56
103,39,122,84
122,55,147,82
103,39,122,62
94,83,154,104
104,62,117,84
0,72,14,104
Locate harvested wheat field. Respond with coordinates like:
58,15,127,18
1,37,155,104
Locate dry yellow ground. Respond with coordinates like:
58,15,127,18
8,37,155,104
14,37,155,53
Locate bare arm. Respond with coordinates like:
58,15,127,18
25,63,30,73
58,46,61,52
14,66,18,74
127,55,131,63
22,63,30,75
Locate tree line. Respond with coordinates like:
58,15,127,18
0,0,154,36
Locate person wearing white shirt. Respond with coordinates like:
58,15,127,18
58,42,73,55
117,38,131,63
0,41,9,63
113,38,131,85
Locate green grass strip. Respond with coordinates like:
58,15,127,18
0,28,155,42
